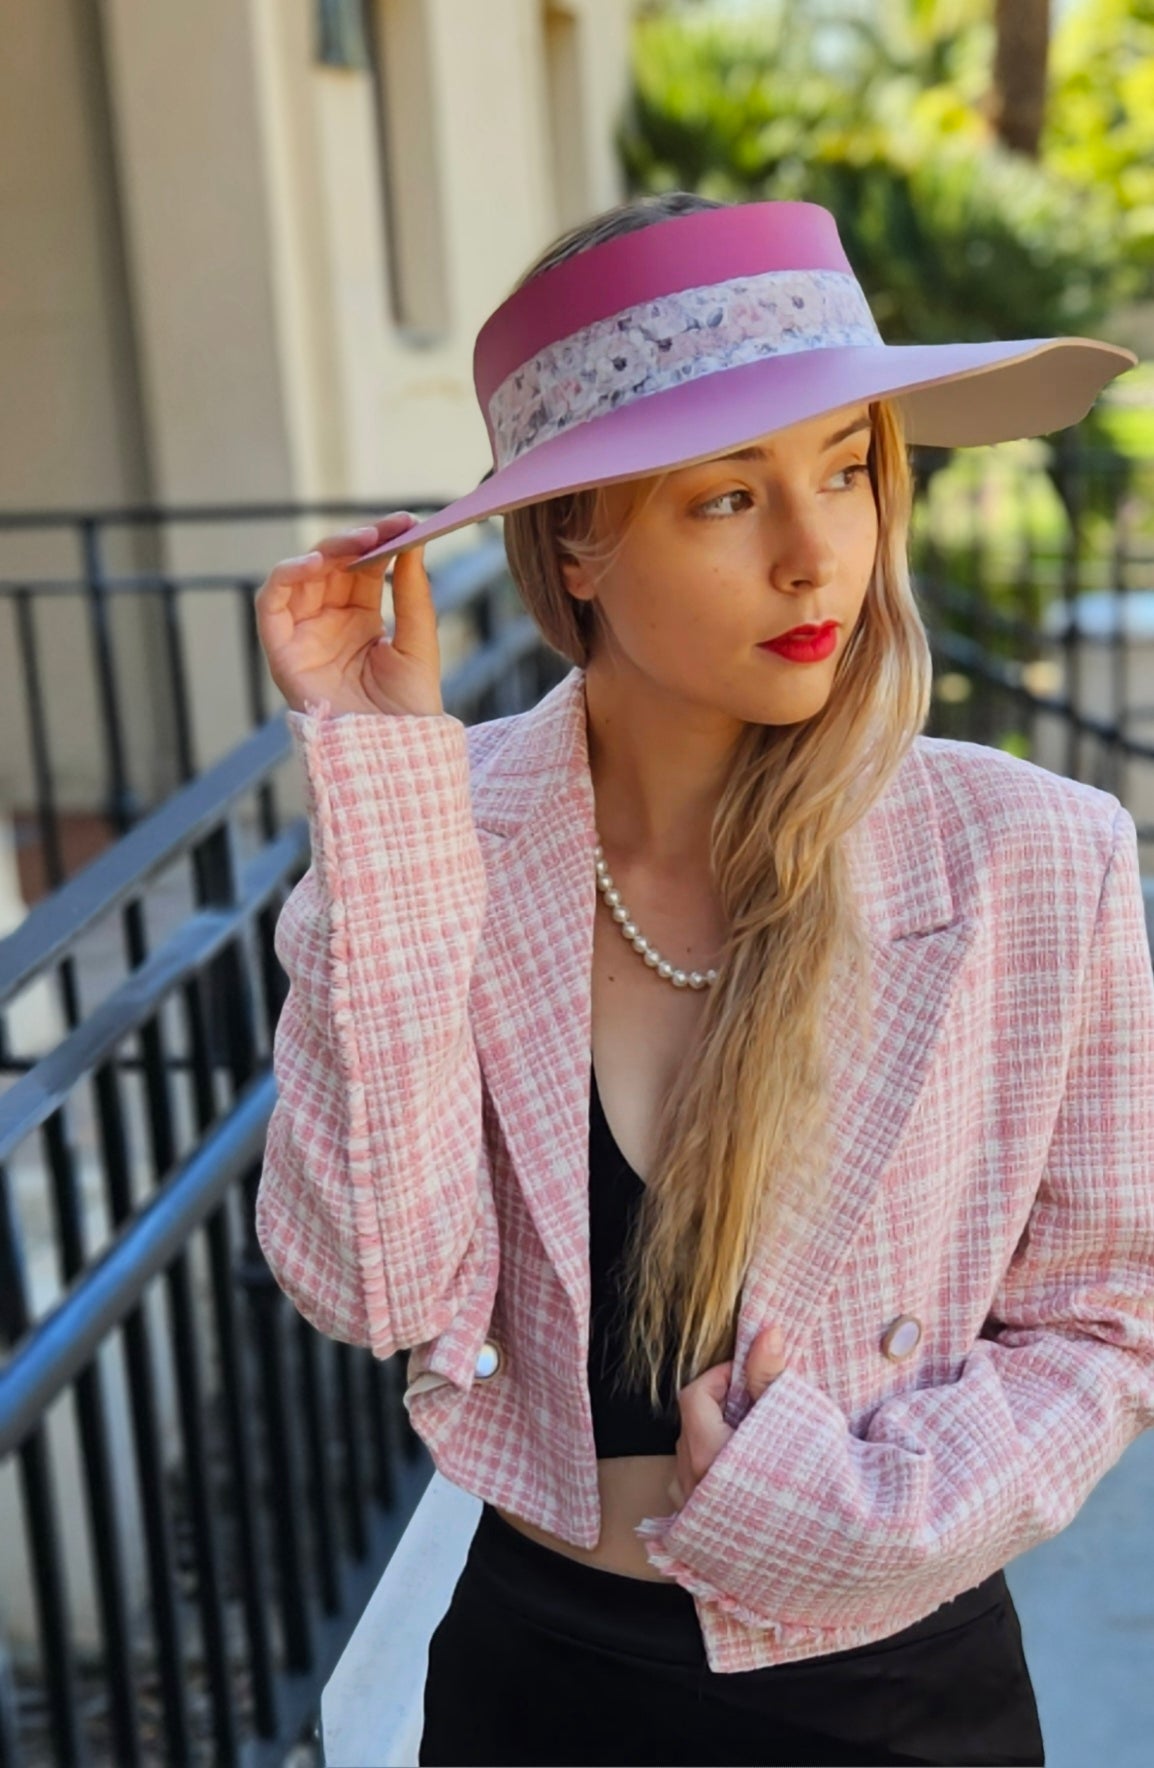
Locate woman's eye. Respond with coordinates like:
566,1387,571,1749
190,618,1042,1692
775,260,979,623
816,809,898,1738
695,489,754,518
695,465,870,517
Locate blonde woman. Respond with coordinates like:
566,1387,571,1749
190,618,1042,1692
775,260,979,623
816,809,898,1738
254,195,1154,1766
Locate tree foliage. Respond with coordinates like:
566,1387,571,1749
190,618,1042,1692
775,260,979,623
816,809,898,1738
1044,0,1154,284
618,0,1151,345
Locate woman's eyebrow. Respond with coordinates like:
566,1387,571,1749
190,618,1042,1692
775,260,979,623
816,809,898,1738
715,417,874,465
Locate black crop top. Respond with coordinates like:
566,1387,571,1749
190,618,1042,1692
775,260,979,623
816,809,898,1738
588,1063,682,1457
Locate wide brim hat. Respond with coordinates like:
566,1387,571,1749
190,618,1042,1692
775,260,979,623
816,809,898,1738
353,199,1137,566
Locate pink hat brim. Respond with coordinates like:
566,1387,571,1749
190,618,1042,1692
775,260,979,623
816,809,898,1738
352,335,1136,568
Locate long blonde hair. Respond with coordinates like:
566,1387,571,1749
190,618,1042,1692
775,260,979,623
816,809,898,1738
502,194,933,1406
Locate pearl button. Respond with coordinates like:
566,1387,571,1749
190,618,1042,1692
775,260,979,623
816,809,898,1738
881,1315,923,1361
474,1338,502,1380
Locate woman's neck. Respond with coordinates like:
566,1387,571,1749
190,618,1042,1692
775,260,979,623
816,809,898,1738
582,666,743,871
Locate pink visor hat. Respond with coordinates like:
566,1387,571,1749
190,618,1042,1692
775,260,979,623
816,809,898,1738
354,199,1137,565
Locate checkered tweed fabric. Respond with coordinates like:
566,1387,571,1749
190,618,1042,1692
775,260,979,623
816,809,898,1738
255,668,1154,1672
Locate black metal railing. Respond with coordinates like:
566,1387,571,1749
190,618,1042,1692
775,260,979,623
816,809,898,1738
0,536,564,1768
0,502,553,900
910,436,1154,855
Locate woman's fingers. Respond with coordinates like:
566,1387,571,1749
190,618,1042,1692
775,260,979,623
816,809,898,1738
312,524,383,560
745,1326,788,1403
254,510,442,716
259,514,421,622
311,513,417,555
258,552,324,604
388,542,438,675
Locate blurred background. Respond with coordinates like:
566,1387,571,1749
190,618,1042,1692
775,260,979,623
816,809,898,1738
0,3,1151,1764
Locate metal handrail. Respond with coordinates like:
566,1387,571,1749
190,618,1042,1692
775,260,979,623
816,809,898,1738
0,720,298,1013
0,529,557,1768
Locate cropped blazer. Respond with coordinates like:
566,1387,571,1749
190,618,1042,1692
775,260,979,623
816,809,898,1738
255,665,1154,1674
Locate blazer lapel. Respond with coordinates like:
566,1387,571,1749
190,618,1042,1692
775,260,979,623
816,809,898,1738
738,749,978,1361
468,668,977,1354
470,672,598,1334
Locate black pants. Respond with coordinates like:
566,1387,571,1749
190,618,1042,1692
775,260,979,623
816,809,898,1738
419,1504,1045,1767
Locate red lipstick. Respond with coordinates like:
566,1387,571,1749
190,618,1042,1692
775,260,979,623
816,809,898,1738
759,620,840,663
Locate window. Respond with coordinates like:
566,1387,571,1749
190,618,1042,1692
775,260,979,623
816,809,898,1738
365,0,450,342
315,0,371,68
542,3,590,231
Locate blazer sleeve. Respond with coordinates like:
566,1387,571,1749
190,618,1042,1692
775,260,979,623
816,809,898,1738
636,802,1154,1639
254,698,499,1361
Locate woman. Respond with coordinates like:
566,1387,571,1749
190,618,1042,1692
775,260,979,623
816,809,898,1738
254,195,1154,1766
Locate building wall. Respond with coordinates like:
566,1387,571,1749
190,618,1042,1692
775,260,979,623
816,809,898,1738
0,0,634,806
0,0,168,813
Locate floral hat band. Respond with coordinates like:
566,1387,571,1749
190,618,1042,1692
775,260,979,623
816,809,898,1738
487,268,883,468
353,200,1136,567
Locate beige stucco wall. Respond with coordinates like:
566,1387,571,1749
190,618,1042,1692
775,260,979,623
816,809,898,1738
0,0,170,813
0,0,634,806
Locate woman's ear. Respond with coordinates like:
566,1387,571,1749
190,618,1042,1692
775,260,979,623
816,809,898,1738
559,550,596,603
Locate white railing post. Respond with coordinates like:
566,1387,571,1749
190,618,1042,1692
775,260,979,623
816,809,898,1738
320,1473,482,1768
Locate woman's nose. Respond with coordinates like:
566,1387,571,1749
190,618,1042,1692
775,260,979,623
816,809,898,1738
764,504,839,595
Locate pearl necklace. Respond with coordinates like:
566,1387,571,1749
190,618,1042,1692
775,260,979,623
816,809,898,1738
594,842,719,990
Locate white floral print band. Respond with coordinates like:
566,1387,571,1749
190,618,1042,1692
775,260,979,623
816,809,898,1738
488,268,883,467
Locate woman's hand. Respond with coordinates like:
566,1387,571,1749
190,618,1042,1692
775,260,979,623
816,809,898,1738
254,512,443,717
668,1325,787,1510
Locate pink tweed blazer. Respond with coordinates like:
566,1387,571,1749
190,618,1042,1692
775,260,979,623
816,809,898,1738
255,666,1154,1674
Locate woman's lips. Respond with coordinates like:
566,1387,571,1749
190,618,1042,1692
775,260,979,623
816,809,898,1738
759,621,840,662
765,620,838,641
